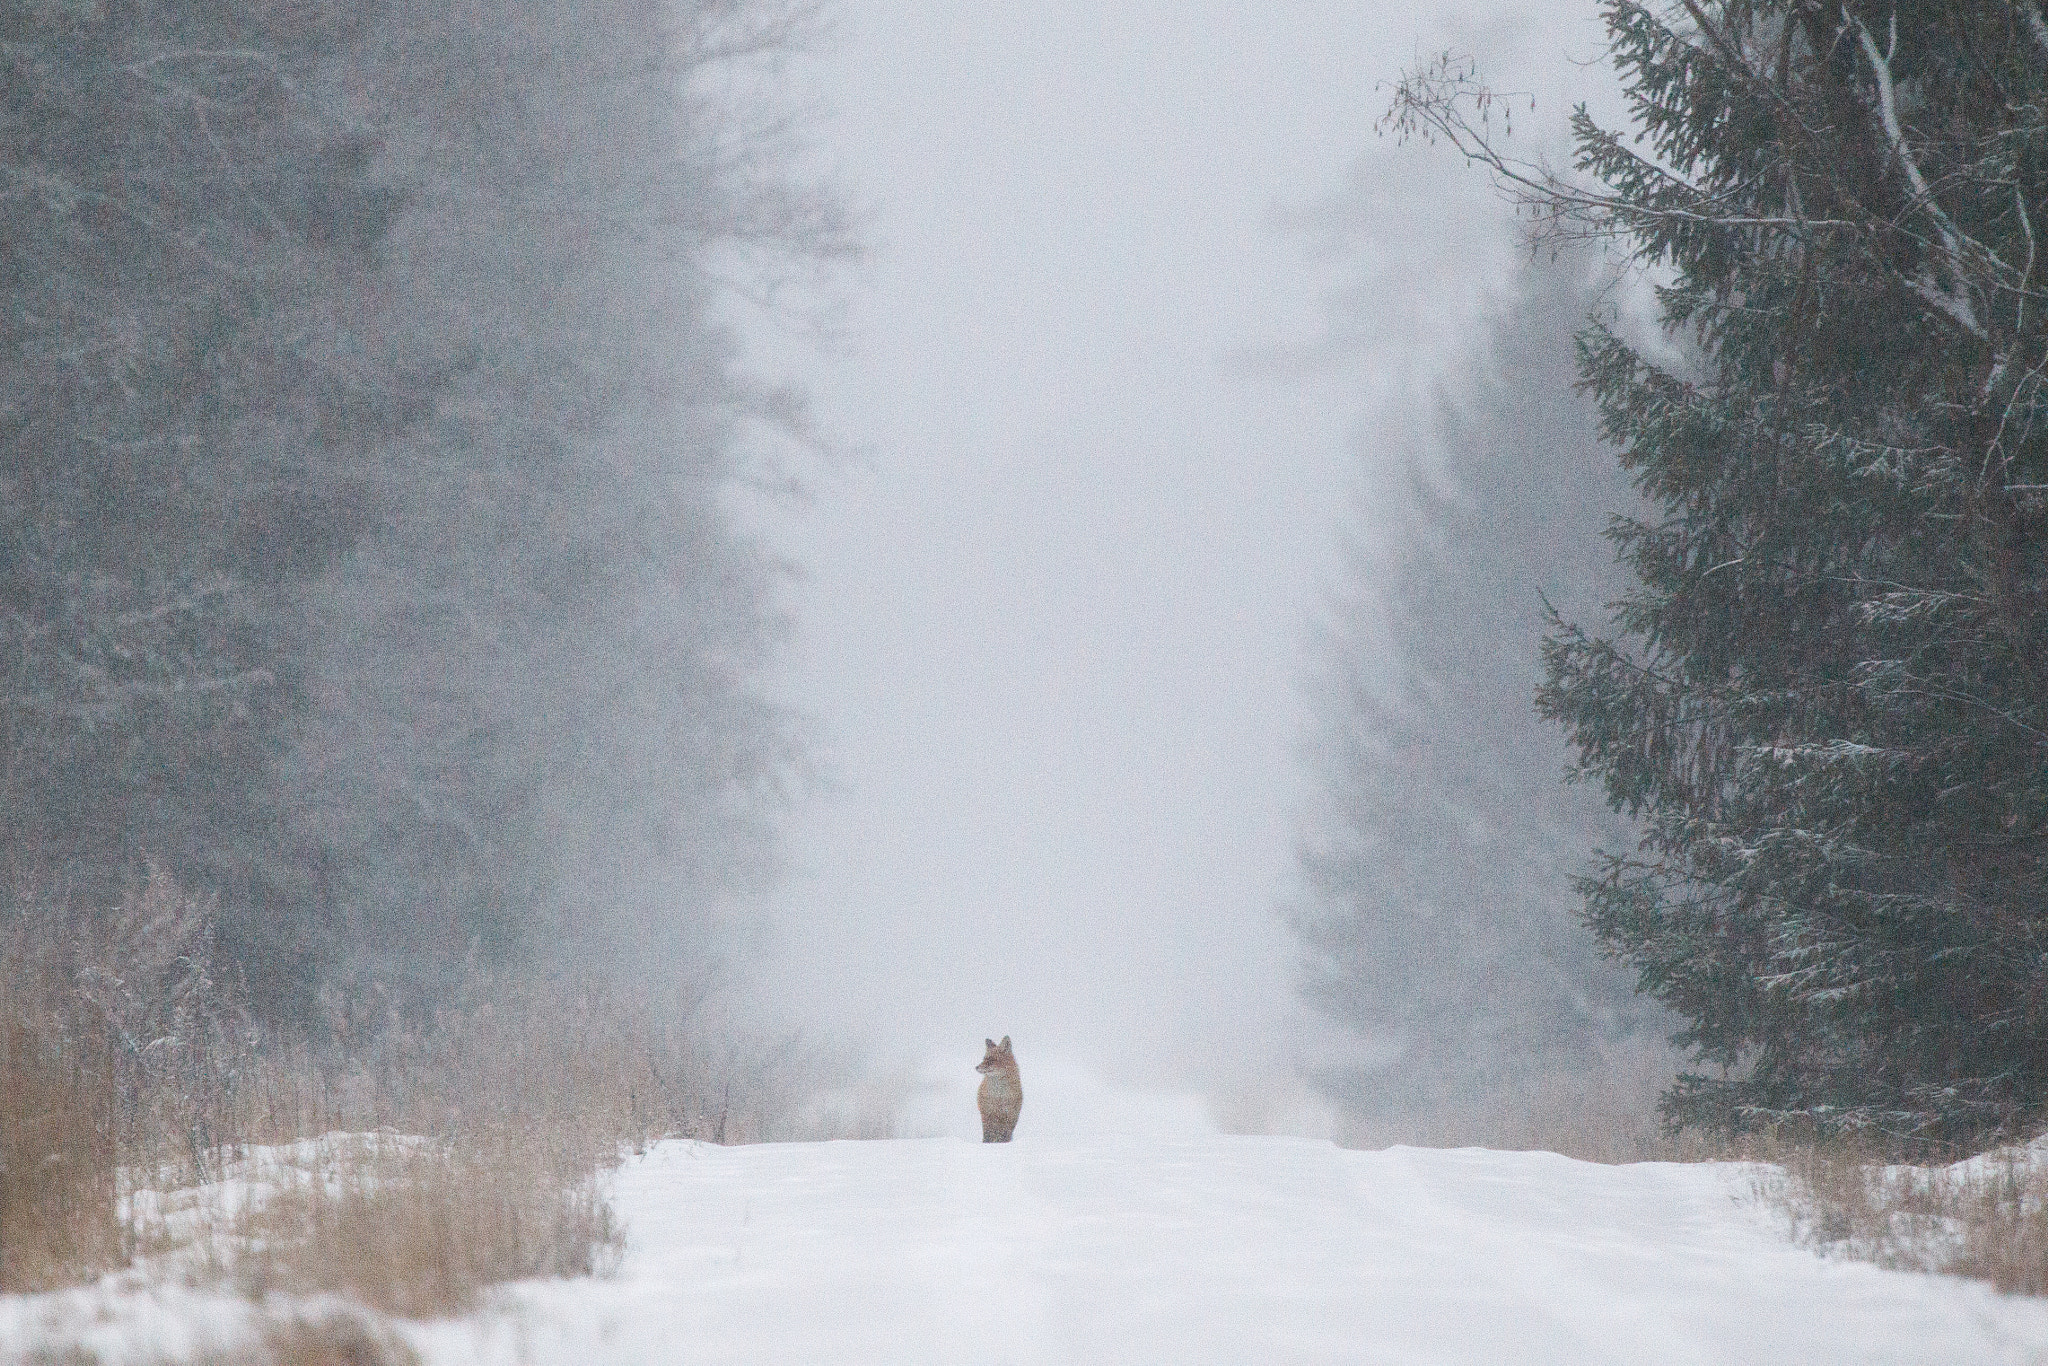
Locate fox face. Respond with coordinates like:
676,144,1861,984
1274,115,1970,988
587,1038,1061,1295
976,1036,1016,1075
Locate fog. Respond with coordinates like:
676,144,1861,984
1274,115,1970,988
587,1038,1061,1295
738,1,1631,1099
11,11,2041,1333
0,0,1646,1118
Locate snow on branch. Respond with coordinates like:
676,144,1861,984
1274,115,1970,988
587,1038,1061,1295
2020,0,2048,60
0,575,276,727
1845,9,1987,340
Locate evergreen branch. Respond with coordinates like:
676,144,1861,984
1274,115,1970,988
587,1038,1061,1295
121,49,281,75
1846,9,1988,340
2019,0,2048,59
1674,0,1761,83
1853,665,2048,741
1983,352,2048,473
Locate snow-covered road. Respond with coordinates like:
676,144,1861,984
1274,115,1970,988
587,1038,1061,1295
410,1130,2048,1366
10,1065,2048,1364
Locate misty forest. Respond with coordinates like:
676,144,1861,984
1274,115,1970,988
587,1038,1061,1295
5,1,2048,1362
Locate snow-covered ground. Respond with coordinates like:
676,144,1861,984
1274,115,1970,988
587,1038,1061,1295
412,1145,2048,1365
9,1066,2048,1364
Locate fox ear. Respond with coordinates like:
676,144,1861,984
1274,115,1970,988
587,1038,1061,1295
985,1037,995,1049
999,1036,1011,1049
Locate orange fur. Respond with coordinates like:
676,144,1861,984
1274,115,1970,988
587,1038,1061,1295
975,1036,1022,1143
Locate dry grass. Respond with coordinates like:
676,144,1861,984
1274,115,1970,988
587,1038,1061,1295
1323,1045,2048,1298
1,870,851,1320
219,1135,619,1318
246,1310,423,1366
0,1010,118,1291
1771,1135,2048,1295
1321,1037,2048,1297
134,971,831,1319
1949,1184,2048,1294
3,864,269,1292
7,1297,425,1366
2,900,123,1290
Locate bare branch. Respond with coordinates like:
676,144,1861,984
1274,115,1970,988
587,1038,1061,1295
1381,56,1858,244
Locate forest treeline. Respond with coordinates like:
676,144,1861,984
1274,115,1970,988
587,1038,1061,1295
1298,0,2048,1149
1290,252,1672,1130
0,0,846,1019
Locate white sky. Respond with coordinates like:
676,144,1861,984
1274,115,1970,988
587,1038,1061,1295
738,1,1617,1088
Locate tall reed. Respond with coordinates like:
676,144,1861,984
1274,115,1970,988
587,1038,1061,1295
2,868,851,1308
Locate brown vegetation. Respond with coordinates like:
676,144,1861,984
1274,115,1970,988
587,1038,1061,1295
1309,1040,2048,1296
1,871,843,1320
249,1311,423,1366
217,1134,619,1319
1314,1047,2048,1297
1310,1045,2048,1300
1771,1137,2048,1296
2,891,124,1290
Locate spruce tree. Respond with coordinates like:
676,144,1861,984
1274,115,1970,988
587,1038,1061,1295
1291,255,1660,1120
0,1,409,1000
1394,2,2048,1143
2,1,844,1015
279,0,843,990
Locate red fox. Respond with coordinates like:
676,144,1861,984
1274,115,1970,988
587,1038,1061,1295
975,1036,1022,1142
